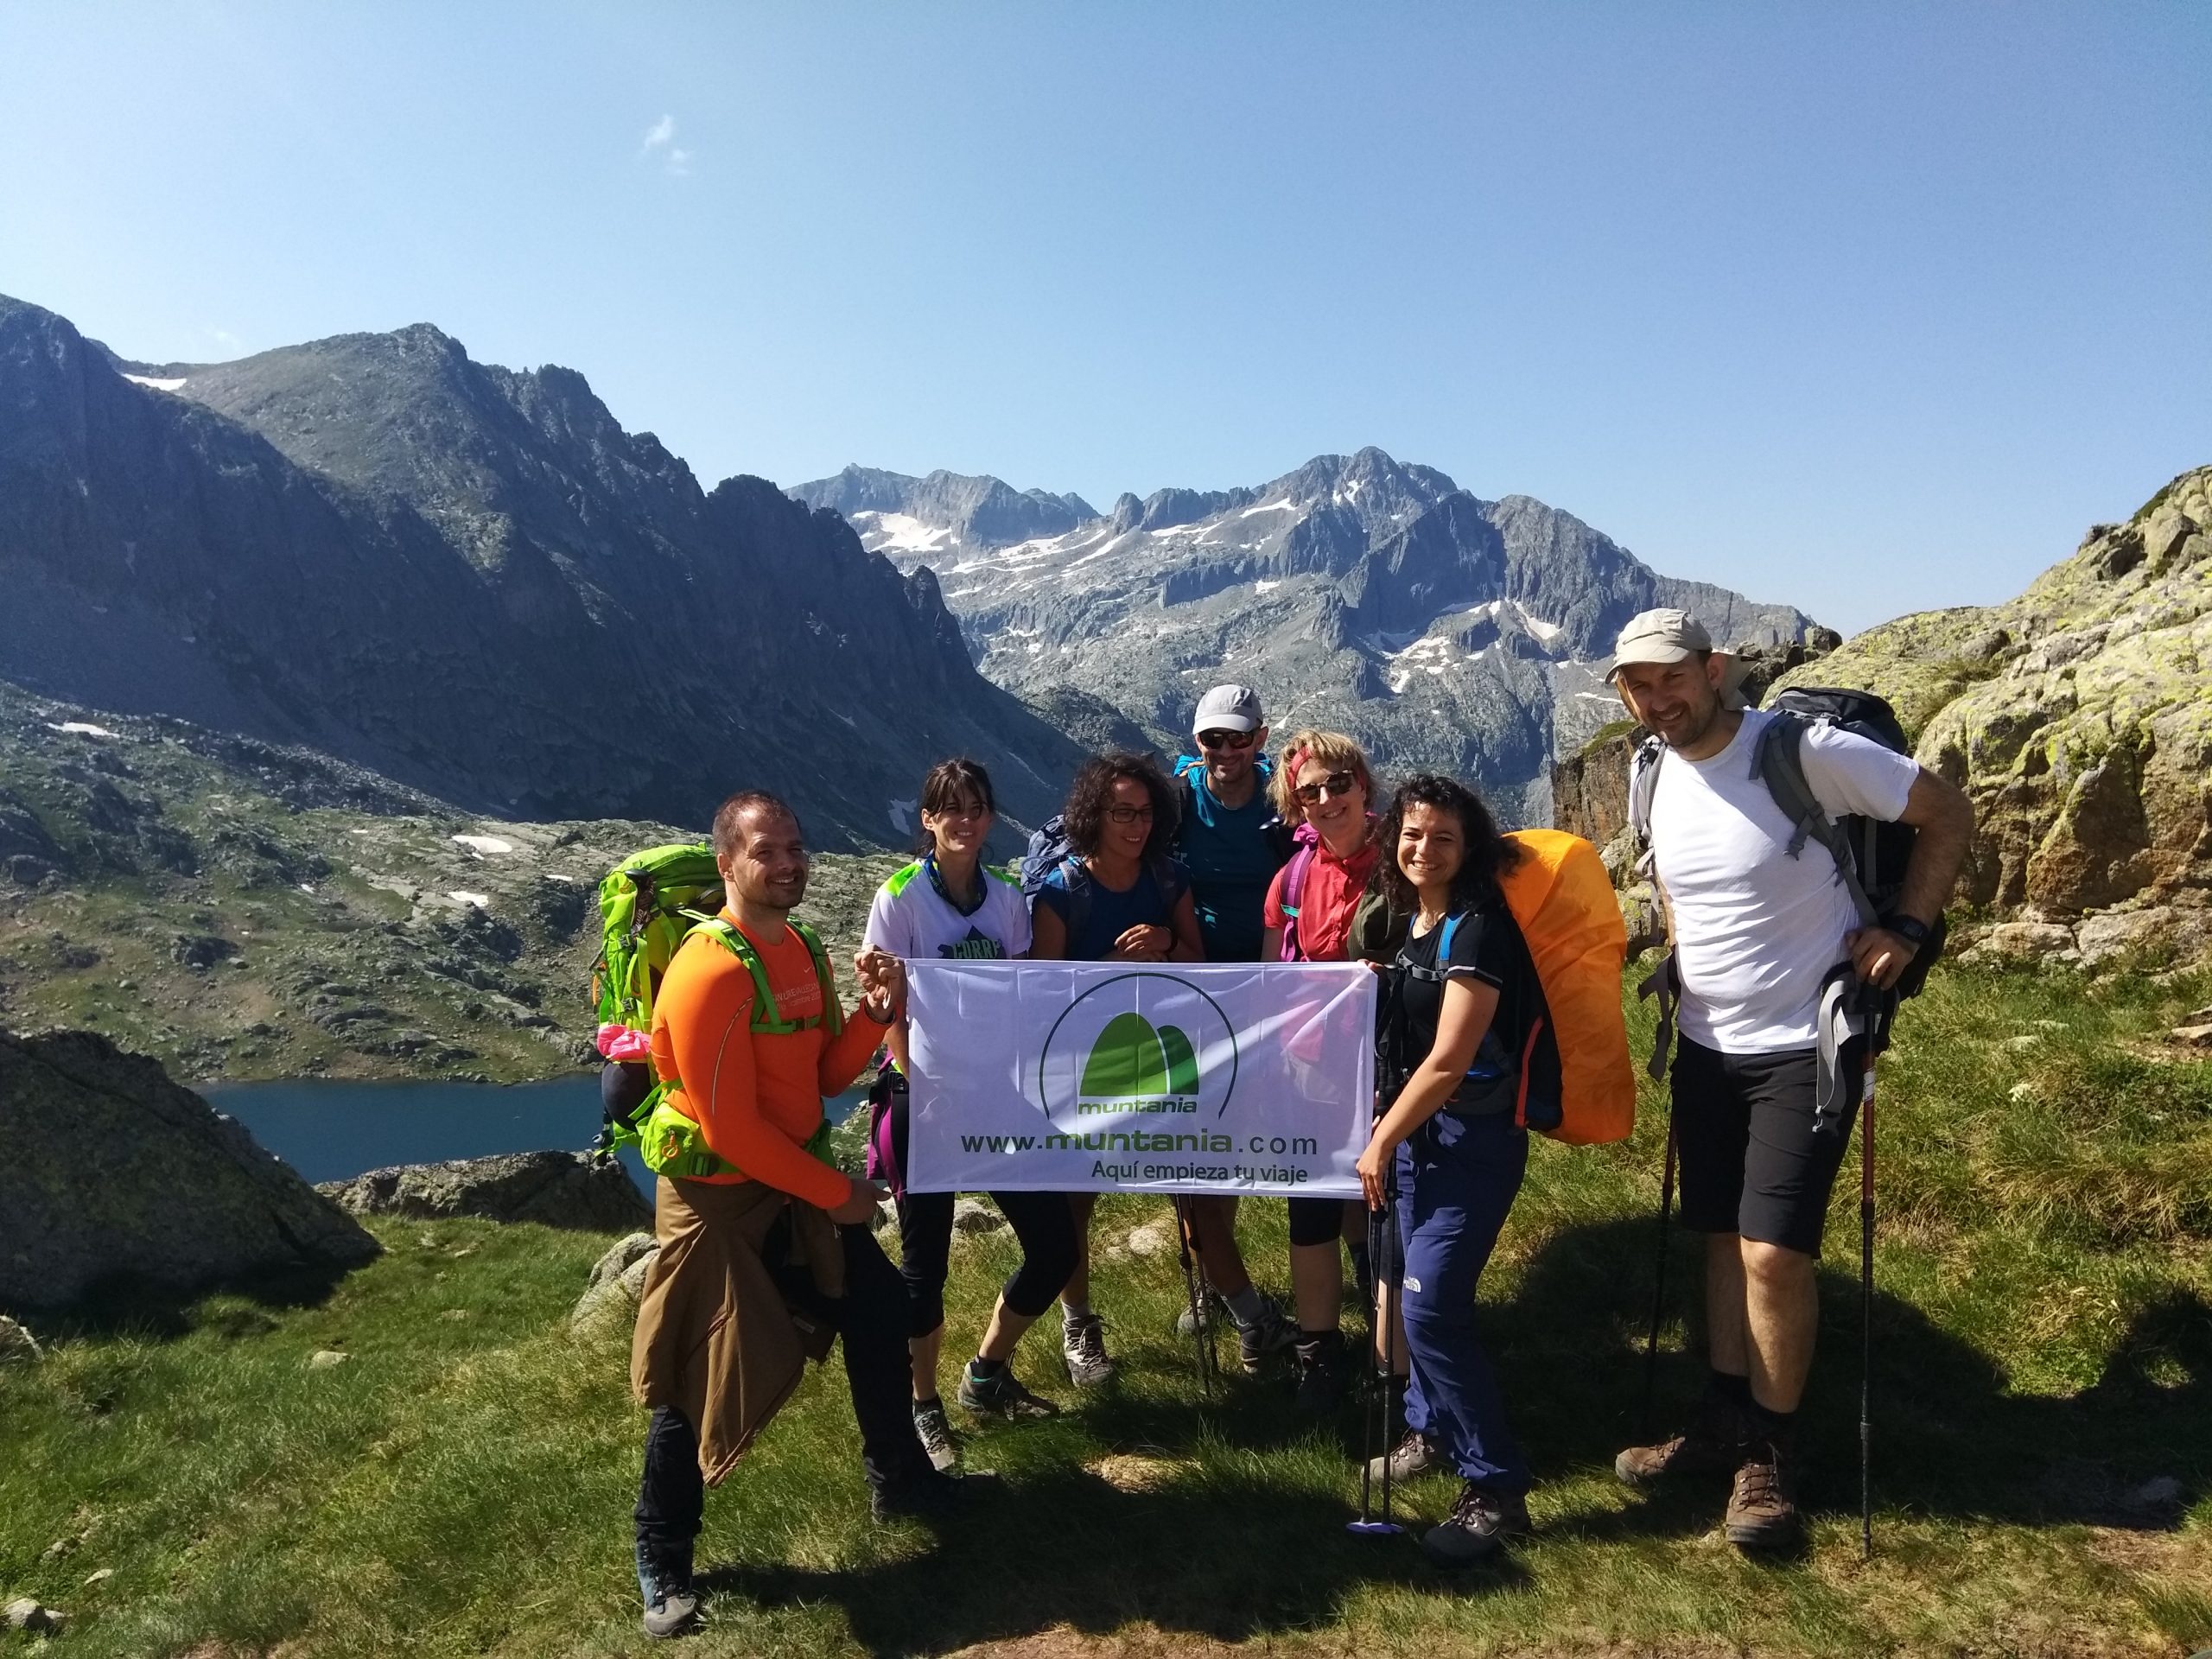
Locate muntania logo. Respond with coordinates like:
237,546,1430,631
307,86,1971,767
1036,972,1239,1125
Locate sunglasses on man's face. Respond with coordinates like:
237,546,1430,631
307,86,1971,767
1106,804,1155,825
1293,771,1359,805
1196,729,1255,752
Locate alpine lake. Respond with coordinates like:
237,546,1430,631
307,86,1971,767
203,1074,870,1198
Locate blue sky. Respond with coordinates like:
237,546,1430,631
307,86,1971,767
2,3,2204,633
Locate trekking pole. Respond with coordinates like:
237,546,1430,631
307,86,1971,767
1379,1169,1402,1536
1346,1197,1402,1535
1640,1117,1679,1436
1859,1025,1878,1560
1173,1197,1217,1401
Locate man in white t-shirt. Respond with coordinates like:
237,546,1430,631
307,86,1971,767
1605,608,1973,1551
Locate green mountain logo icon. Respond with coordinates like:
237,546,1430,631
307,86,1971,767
1078,1012,1199,1115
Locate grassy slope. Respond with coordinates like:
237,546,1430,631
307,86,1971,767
5,962,2210,1658
0,681,900,1085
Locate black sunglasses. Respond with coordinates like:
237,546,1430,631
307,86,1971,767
1196,728,1255,751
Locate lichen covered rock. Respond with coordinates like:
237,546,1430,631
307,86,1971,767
317,1149,650,1230
1775,467,2211,935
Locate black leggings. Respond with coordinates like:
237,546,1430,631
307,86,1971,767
1288,1196,1359,1248
892,1094,1077,1338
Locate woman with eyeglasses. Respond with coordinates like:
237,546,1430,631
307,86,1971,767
1030,751,1203,1386
862,758,1079,1471
1258,729,1383,1412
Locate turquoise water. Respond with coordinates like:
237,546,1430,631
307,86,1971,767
206,1074,867,1197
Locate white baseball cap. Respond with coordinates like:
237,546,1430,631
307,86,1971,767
1192,683,1265,734
1606,609,1749,709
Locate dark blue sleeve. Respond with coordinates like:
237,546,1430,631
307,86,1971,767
1033,868,1071,923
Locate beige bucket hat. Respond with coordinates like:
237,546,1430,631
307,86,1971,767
1605,608,1750,709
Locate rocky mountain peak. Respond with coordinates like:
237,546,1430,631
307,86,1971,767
810,443,1815,823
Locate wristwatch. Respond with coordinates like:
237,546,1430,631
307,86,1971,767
1880,913,1931,952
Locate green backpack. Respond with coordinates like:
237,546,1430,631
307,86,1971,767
592,842,727,1032
589,842,844,1176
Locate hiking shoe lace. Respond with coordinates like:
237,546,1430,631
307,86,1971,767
1293,1332,1350,1414
634,1539,700,1640
1363,1428,1439,1484
1613,1395,1752,1488
1420,1479,1532,1566
1725,1439,1802,1551
957,1363,1060,1421
912,1400,960,1471
1173,1287,1228,1338
1234,1292,1297,1375
1061,1312,1116,1388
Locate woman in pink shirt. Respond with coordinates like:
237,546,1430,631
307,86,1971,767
1260,728,1382,1412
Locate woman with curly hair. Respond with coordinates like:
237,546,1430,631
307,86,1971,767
1031,752,1202,1385
1355,773,1545,1567
1259,728,1384,1413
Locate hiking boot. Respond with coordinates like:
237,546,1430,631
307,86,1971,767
634,1538,699,1640
1293,1331,1351,1414
1174,1286,1227,1337
870,1465,970,1522
957,1362,1060,1421
1233,1293,1296,1375
1613,1395,1753,1489
1062,1312,1116,1388
1725,1439,1802,1551
1364,1428,1440,1484
1420,1480,1531,1567
912,1399,960,1472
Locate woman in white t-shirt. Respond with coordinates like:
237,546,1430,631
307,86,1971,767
861,758,1077,1472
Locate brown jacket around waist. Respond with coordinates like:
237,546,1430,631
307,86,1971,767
630,1173,845,1485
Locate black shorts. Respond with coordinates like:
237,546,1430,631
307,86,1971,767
1287,1196,1357,1248
1671,1035,1861,1256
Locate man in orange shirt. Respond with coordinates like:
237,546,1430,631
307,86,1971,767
629,790,960,1639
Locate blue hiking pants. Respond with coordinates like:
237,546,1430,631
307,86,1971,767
1392,1109,1530,1494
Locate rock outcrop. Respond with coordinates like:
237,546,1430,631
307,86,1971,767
1773,467,2211,954
570,1230,659,1330
317,1149,650,1230
1552,467,2212,969
0,1029,380,1311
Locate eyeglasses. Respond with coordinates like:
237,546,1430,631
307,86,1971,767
925,800,990,823
1106,804,1155,824
1196,729,1255,752
1294,771,1359,804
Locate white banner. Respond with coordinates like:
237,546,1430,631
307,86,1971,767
904,960,1376,1197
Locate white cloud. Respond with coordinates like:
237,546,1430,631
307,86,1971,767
639,115,691,176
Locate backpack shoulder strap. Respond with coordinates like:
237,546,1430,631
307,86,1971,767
1275,842,1318,957
1627,734,1665,853
1752,714,1879,927
786,918,843,1038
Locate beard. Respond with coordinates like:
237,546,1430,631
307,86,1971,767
1657,687,1726,751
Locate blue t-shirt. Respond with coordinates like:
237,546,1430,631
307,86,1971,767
1034,859,1188,963
1174,772,1286,963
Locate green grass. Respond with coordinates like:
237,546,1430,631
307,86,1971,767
4,962,2210,1657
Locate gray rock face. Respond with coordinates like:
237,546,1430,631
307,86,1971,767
0,1029,380,1312
317,1149,650,1230
571,1230,660,1329
794,448,1815,823
1,296,1084,849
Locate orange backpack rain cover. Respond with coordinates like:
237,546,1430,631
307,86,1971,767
1499,829,1635,1146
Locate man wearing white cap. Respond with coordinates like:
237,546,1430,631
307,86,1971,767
1605,608,1972,1550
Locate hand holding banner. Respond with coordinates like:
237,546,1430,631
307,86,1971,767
904,959,1376,1197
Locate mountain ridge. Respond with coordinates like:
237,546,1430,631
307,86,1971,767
0,296,1084,848
793,448,1820,820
